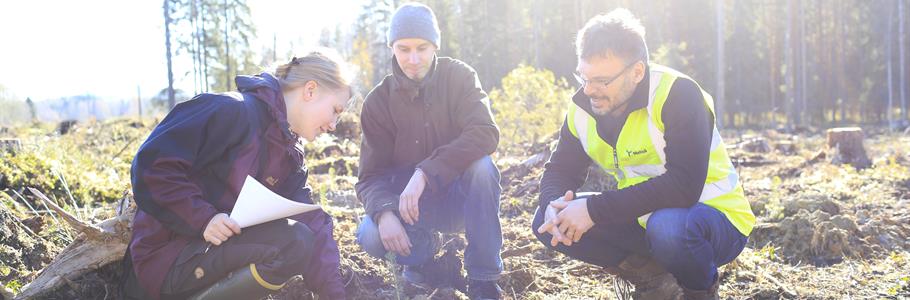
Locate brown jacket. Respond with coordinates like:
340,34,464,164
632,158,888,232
356,56,499,218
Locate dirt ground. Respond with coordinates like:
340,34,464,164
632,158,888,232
2,120,909,299
311,130,910,299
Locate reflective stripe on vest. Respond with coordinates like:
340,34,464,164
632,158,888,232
566,63,755,236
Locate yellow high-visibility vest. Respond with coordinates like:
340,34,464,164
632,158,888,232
567,63,755,236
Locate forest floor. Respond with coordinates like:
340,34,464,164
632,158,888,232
1,118,908,299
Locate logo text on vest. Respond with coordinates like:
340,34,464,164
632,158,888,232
626,149,648,157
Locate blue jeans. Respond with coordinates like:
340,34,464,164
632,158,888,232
357,156,504,281
532,201,747,290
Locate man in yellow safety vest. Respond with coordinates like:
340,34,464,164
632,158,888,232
533,8,755,300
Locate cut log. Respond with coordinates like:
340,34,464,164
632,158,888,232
500,151,549,185
825,127,871,169
500,140,554,187
13,189,134,300
737,137,772,153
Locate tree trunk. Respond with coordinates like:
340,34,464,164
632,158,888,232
137,86,142,121
191,0,201,94
900,0,907,124
889,1,895,130
201,3,210,93
838,1,847,124
164,0,176,109
826,127,871,169
224,0,231,92
715,0,725,130
799,0,808,126
785,0,795,130
768,1,778,128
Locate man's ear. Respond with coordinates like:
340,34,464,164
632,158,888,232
633,61,646,84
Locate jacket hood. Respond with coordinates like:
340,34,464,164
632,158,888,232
235,73,297,143
390,54,439,101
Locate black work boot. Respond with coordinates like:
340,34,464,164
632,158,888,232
188,264,285,300
401,230,443,286
467,279,502,300
681,275,720,300
604,254,683,300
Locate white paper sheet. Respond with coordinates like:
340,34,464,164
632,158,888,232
230,175,322,228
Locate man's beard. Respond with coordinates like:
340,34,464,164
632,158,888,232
589,90,632,116
589,97,613,116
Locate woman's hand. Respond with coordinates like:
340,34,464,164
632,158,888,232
203,213,241,245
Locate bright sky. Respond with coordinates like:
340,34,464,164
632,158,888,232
0,0,364,101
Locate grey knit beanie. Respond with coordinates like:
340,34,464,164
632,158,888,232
387,3,441,49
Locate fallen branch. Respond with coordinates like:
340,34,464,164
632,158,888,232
501,243,535,259
760,271,797,298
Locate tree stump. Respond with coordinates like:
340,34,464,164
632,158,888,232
774,140,797,155
55,120,78,135
826,127,871,169
13,189,135,300
0,139,21,154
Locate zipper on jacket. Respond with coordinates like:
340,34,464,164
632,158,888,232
612,149,619,169
613,148,623,179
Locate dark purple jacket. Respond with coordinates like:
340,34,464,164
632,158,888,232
128,73,346,299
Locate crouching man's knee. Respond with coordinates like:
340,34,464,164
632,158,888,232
462,156,501,185
355,215,388,259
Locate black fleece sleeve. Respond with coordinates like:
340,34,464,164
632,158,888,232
537,118,592,208
586,78,713,225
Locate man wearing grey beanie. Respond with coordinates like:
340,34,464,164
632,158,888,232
355,2,504,300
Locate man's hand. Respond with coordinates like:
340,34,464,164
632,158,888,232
399,169,427,225
551,197,594,246
203,213,241,246
537,190,574,247
377,210,412,256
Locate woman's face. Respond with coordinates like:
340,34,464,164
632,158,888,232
286,82,350,141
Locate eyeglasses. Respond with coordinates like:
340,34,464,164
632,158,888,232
574,60,640,90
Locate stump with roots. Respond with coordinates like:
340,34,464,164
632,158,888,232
12,188,135,300
826,127,871,169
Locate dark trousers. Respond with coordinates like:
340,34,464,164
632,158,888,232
532,202,747,290
356,156,504,281
124,218,314,299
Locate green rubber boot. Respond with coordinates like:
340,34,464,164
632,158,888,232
188,264,285,300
